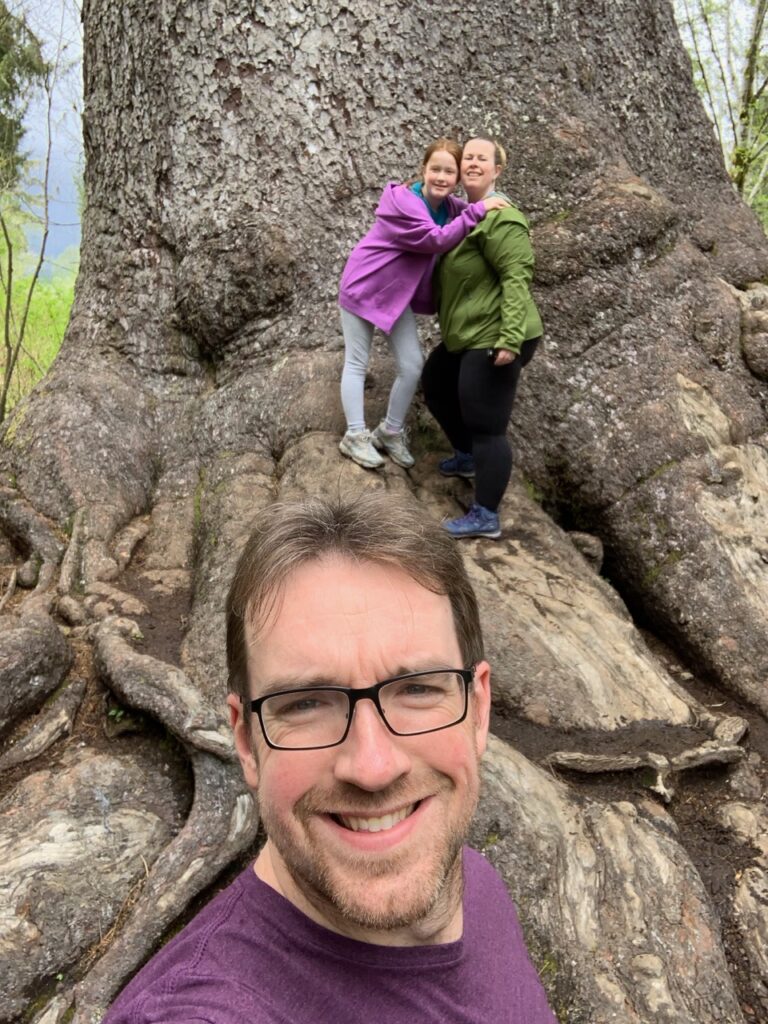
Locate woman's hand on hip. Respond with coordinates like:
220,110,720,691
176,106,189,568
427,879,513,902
490,348,515,366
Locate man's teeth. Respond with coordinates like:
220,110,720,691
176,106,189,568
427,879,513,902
337,804,415,833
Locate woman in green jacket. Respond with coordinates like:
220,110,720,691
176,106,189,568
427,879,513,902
422,136,543,539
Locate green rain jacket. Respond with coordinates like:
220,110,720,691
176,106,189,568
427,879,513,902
436,197,543,355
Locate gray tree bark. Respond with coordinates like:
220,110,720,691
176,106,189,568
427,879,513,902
2,1,768,1021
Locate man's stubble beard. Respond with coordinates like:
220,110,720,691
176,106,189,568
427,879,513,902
257,771,478,933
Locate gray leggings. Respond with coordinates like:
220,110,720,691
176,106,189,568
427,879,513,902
340,307,424,432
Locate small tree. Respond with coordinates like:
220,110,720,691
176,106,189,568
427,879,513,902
0,2,46,189
0,1,78,422
675,0,768,228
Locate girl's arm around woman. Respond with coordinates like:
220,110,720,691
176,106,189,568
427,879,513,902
375,183,503,254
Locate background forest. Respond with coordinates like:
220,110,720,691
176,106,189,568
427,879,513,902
0,0,79,420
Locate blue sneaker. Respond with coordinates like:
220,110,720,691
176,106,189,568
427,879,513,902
442,503,501,539
439,450,475,478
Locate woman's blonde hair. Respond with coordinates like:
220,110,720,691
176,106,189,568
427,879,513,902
464,134,507,172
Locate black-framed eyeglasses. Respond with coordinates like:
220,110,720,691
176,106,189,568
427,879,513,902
243,667,475,751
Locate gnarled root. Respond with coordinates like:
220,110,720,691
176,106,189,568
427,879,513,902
68,751,259,1024
0,678,87,771
0,603,72,733
0,486,64,594
94,616,233,758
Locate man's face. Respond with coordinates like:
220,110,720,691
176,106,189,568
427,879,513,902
229,555,490,941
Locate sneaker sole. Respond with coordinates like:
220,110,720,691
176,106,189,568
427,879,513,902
339,442,384,470
445,528,501,539
439,467,475,479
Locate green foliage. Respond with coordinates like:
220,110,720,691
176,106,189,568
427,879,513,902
8,265,73,395
0,197,75,419
523,478,545,504
0,5,80,424
674,0,768,232
0,3,47,190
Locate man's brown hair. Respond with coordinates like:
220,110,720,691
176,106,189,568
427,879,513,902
226,492,484,698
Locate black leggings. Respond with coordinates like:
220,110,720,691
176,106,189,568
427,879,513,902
422,338,540,511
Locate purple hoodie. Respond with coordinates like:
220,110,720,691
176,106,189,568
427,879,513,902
339,183,487,334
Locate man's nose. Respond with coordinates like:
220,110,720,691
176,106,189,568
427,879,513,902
332,699,411,791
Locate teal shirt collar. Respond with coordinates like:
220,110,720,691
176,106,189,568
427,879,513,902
411,182,449,226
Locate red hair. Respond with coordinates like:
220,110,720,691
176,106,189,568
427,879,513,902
421,137,463,176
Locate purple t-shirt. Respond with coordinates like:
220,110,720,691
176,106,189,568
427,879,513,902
105,847,557,1024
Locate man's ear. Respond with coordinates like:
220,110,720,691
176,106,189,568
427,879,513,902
471,661,491,758
227,693,260,789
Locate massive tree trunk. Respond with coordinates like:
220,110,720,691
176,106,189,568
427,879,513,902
2,1,768,1021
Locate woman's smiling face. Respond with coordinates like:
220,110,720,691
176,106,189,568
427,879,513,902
461,138,501,198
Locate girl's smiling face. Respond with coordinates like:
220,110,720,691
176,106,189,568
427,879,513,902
422,149,460,210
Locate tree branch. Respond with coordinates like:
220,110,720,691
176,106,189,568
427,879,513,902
734,0,768,191
13,67,53,376
0,210,16,423
695,0,738,148
679,0,726,154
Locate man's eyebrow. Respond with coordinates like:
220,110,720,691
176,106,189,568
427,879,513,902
254,675,340,697
381,663,444,678
253,663,453,697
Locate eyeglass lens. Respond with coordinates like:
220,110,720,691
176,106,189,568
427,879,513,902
260,671,467,749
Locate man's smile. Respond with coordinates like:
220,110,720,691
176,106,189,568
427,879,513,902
334,802,418,833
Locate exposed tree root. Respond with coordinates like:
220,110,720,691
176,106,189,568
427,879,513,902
112,518,150,573
0,567,16,613
0,603,72,733
69,751,259,1024
545,740,745,802
0,486,64,593
94,616,233,758
58,507,86,596
29,993,72,1024
0,678,86,771
475,735,747,1021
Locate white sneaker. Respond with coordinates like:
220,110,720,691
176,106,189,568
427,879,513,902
339,430,385,469
371,423,415,469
